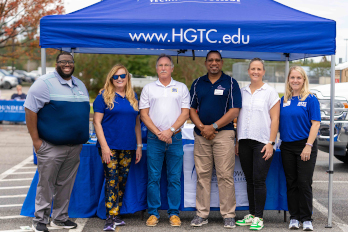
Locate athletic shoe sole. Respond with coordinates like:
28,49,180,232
191,220,208,227
50,221,76,229
31,225,48,232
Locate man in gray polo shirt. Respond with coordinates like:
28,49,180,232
24,51,90,232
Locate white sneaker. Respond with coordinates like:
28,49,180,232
289,219,300,229
302,221,313,231
250,217,264,231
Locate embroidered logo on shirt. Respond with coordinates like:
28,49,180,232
217,85,225,90
297,102,307,107
78,91,84,95
172,88,178,93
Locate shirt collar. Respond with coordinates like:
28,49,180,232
244,83,268,93
156,77,176,87
54,70,77,86
202,71,227,83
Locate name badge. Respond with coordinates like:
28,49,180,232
78,91,84,95
283,100,291,107
214,89,223,95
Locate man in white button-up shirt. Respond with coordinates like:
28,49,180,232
139,54,190,227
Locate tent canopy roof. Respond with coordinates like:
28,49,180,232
40,0,336,61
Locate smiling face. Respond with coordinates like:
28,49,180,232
248,61,265,83
205,52,223,75
288,69,304,94
56,54,75,79
156,57,173,80
112,68,127,91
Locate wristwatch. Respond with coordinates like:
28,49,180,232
137,144,143,148
170,127,176,133
212,123,218,130
268,141,275,145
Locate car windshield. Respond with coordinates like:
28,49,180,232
1,69,11,75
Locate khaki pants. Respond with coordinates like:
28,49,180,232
194,130,236,219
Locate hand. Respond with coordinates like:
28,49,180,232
261,143,274,161
157,129,173,144
135,147,142,164
300,145,312,161
201,124,218,140
101,146,113,164
235,141,239,156
33,139,43,153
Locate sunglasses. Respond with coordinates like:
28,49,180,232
112,74,127,80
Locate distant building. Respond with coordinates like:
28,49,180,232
335,62,348,83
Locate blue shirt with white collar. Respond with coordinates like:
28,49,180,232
190,72,242,136
24,70,90,145
279,94,321,142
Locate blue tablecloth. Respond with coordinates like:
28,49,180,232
21,142,288,219
0,100,26,122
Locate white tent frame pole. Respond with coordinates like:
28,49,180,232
41,48,46,75
326,54,335,228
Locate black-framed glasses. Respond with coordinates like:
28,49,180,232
57,60,74,65
112,74,127,80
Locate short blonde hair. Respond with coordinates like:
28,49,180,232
99,64,138,111
284,66,311,103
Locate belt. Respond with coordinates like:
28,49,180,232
173,129,181,135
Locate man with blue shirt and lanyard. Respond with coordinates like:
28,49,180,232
140,54,190,227
189,50,242,228
24,51,90,232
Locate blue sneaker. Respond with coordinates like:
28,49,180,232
114,216,125,226
103,216,116,231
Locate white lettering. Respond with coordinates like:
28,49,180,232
154,33,168,42
197,29,206,43
172,28,183,42
232,28,240,44
206,29,217,43
242,34,250,44
184,29,197,43
129,33,143,42
223,34,231,44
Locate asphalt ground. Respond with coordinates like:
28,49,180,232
1,86,348,231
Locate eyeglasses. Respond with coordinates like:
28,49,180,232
57,60,74,65
157,64,172,68
207,59,222,63
112,74,127,80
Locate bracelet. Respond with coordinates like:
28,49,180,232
305,143,313,147
137,144,143,148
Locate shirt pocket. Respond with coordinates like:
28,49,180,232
252,99,265,111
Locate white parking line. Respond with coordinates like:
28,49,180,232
69,218,88,232
19,167,37,169
0,178,33,182
0,204,22,208
0,156,33,181
314,181,348,183
0,194,26,198
6,172,35,175
0,215,25,219
313,198,348,231
0,186,29,190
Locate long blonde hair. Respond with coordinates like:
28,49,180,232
99,64,139,111
284,66,311,103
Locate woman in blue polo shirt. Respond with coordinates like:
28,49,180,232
93,64,142,231
279,66,320,231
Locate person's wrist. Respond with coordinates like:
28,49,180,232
306,143,313,147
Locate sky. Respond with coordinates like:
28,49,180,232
64,0,348,63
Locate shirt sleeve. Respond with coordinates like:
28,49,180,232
139,85,150,109
268,88,280,110
190,79,198,109
93,93,106,113
23,79,50,113
181,84,191,109
308,95,321,122
230,78,242,108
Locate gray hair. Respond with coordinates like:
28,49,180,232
156,54,174,67
248,57,265,71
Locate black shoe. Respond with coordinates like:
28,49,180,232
32,222,49,232
50,219,77,229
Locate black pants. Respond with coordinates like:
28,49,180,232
239,139,273,218
280,139,317,222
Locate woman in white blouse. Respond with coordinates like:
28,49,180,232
235,58,280,231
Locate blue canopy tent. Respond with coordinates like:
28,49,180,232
39,0,336,227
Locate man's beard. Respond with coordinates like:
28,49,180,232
56,66,75,79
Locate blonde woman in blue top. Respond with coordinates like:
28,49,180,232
279,66,320,231
93,64,142,231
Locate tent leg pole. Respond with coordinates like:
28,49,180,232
285,55,289,93
41,48,46,75
326,54,335,228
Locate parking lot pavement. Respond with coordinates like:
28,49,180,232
0,124,347,231
0,86,30,100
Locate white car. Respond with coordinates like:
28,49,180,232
310,83,348,163
0,71,18,89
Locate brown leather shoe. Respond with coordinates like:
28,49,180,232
170,215,181,227
146,215,159,227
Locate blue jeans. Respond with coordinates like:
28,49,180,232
147,130,183,217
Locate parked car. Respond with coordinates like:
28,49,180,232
13,70,34,82
310,83,348,163
0,69,21,85
0,71,18,89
